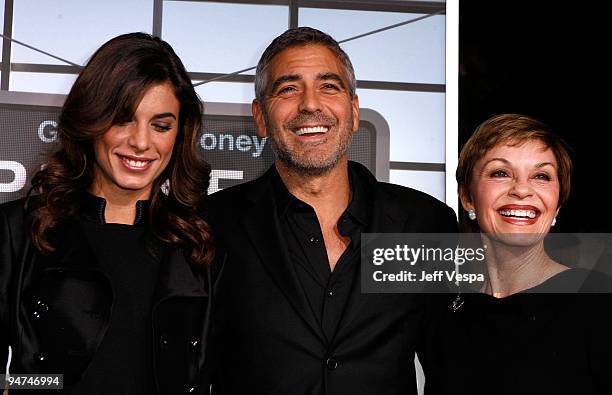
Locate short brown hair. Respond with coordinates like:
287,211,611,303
254,27,356,105
457,114,572,219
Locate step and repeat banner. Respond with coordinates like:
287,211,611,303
0,92,389,204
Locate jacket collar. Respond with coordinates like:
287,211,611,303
31,195,205,303
81,192,150,226
239,166,326,343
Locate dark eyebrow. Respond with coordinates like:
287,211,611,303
151,112,177,121
270,74,301,94
317,72,346,89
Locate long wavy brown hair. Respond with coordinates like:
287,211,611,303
27,32,214,266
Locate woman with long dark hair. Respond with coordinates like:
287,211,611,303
1,33,213,394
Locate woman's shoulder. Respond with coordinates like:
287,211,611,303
0,198,28,226
535,267,612,293
1,199,31,271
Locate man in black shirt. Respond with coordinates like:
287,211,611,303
208,27,457,395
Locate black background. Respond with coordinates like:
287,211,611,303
460,1,611,232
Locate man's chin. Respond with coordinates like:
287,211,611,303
278,156,341,177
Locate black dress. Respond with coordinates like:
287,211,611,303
423,269,612,395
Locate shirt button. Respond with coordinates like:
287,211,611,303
190,338,199,348
326,357,339,370
186,385,198,393
327,290,334,297
160,334,169,349
309,236,319,244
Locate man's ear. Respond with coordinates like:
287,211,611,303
351,94,360,133
252,99,268,138
459,184,474,212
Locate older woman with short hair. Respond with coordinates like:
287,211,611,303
424,114,612,395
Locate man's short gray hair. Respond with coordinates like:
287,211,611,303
254,27,356,105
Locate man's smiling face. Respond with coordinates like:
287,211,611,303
252,44,359,175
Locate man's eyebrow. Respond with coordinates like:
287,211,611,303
317,72,346,88
270,74,301,94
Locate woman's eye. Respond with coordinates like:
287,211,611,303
490,170,508,177
153,123,172,132
534,173,551,181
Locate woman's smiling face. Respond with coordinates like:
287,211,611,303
461,140,560,236
91,82,179,200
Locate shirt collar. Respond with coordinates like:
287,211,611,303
271,162,371,226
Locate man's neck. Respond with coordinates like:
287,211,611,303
275,158,351,218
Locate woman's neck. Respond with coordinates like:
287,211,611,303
481,237,568,298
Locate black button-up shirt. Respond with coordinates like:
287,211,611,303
272,167,371,342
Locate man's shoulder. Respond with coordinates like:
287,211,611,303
350,161,449,213
374,181,448,211
208,174,267,208
206,170,274,229
349,161,457,231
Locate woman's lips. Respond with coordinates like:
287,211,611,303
497,205,540,225
117,154,154,172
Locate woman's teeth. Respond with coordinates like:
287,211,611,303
499,209,537,219
122,157,151,168
295,126,329,135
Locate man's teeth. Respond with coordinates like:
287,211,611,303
295,126,329,136
499,209,537,219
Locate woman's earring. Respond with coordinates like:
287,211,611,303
161,179,170,196
468,209,477,221
551,217,557,227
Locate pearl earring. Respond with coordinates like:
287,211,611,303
551,217,556,227
468,209,477,220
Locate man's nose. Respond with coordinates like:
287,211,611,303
298,87,323,113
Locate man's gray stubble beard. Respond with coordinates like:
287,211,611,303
263,108,353,177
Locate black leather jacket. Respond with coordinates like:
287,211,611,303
0,197,212,394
